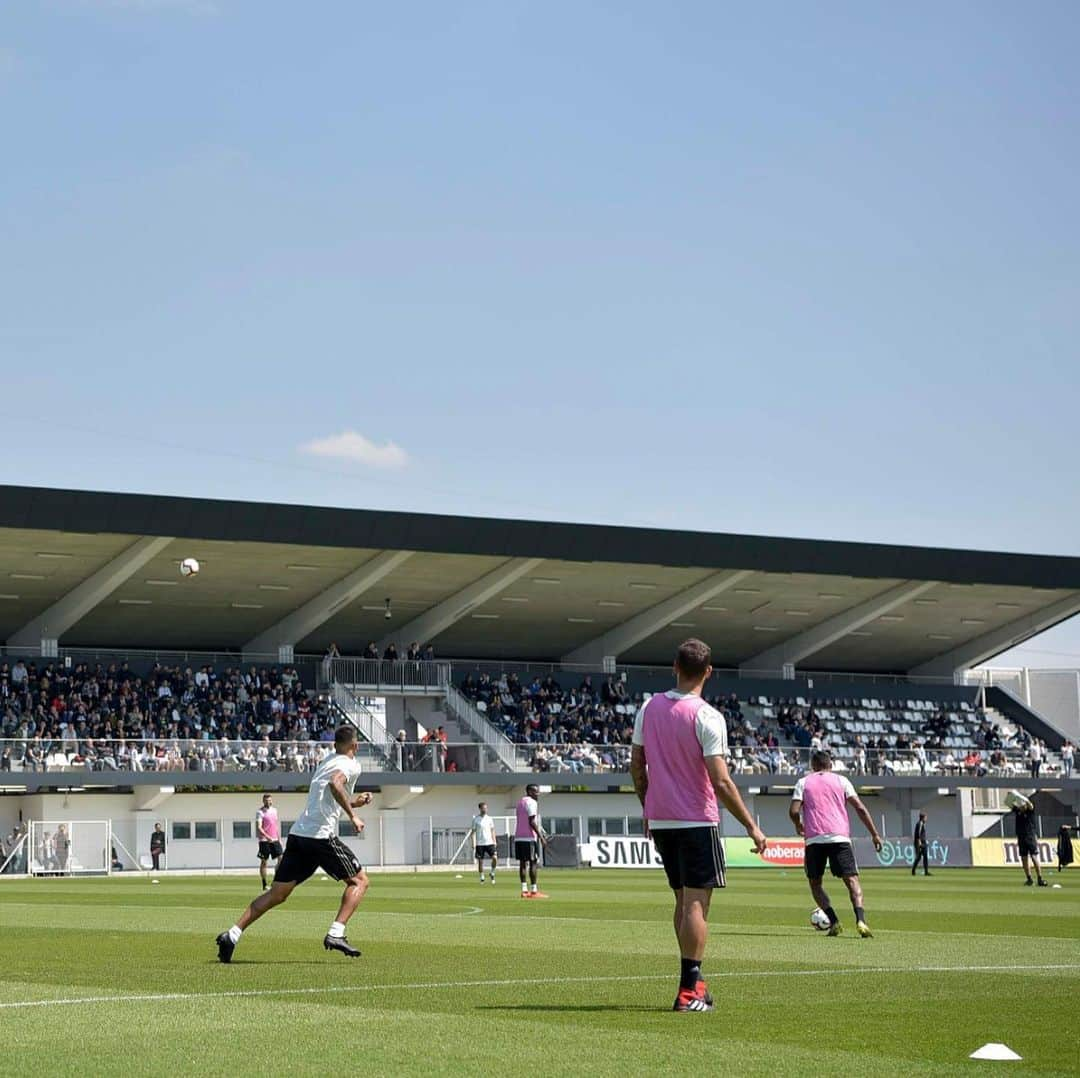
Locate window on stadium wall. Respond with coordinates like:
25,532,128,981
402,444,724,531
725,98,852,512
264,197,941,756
232,821,252,840
589,817,631,836
172,822,191,840
546,817,577,837
195,822,219,840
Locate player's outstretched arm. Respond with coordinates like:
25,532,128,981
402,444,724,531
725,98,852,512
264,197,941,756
350,791,373,808
848,794,883,850
705,755,767,854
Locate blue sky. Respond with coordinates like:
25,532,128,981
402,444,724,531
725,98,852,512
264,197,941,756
2,2,1078,666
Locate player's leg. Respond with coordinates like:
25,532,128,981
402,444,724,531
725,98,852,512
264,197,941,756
528,846,540,894
477,849,485,884
841,873,872,937
216,879,298,962
489,850,497,882
258,845,269,890
665,827,720,1011
1021,852,1034,884
805,845,841,935
1031,848,1047,885
320,839,368,956
518,847,529,896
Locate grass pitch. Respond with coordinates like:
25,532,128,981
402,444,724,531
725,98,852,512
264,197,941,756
1,868,1077,1076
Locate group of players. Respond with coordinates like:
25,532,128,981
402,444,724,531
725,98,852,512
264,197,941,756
214,638,896,1013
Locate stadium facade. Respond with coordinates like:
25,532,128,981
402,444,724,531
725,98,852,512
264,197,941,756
0,485,1077,877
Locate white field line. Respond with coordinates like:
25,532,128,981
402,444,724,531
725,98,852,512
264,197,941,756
1,964,1077,1012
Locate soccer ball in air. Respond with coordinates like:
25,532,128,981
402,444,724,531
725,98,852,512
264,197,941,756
810,908,831,931
179,557,200,577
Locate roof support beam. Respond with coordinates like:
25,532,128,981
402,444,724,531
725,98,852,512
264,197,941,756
7,535,175,649
377,557,544,651
908,591,1080,680
243,550,414,659
562,570,754,667
739,580,938,676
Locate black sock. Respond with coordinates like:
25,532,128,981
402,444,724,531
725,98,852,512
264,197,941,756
824,906,839,926
679,958,700,991
854,905,866,922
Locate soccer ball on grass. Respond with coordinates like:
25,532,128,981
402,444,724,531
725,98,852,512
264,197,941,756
179,557,200,577
810,907,831,931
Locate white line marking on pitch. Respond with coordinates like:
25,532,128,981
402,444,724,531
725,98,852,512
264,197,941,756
1,963,1076,1012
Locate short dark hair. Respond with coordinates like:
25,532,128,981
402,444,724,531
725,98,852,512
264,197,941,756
334,725,357,750
675,638,712,679
810,749,833,770
478,801,487,811
526,783,539,797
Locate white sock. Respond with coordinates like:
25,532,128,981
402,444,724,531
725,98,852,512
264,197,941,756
227,925,242,944
479,873,485,882
521,883,528,893
328,921,346,939
530,884,538,893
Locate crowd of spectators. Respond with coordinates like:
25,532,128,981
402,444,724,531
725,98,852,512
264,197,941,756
457,671,751,774
0,657,341,772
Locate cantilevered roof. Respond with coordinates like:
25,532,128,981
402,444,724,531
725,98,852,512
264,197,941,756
0,484,1078,674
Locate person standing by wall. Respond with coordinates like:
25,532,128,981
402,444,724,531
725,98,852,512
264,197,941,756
150,822,166,872
911,812,930,876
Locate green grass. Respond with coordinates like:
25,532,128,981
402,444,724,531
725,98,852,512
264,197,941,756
1,868,1078,1076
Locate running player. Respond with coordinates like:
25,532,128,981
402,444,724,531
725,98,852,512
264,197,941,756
789,749,883,938
515,784,548,897
471,801,498,884
255,793,283,890
630,639,767,1013
215,725,372,962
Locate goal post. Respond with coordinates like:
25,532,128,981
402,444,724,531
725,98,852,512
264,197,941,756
28,820,111,876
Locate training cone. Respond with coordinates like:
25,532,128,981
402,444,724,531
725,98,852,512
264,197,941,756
969,1044,1022,1061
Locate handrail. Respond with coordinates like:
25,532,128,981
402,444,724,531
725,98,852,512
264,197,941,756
323,657,451,695
0,738,1069,778
443,685,519,772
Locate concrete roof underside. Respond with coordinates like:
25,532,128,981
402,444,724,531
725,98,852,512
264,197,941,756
0,484,1078,673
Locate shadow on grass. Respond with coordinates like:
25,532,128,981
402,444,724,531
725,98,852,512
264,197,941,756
206,960,331,966
477,1004,658,1014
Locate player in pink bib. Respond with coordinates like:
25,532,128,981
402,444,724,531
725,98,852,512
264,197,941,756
631,639,767,1013
789,749,883,937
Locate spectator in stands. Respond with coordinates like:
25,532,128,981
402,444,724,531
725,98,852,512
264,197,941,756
363,642,378,660
383,643,399,662
1028,739,1043,779
914,741,927,776
1061,741,1074,779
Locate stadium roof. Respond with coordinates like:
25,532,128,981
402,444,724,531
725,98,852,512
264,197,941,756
1,484,1079,675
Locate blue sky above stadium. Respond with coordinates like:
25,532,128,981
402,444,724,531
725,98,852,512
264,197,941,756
2,3,1078,665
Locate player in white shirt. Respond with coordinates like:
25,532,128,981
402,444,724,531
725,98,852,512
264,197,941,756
216,726,373,962
471,802,498,884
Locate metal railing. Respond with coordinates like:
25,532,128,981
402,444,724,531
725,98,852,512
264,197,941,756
322,657,451,695
0,738,1071,779
444,684,519,771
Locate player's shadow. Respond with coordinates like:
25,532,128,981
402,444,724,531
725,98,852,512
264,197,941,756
477,1004,656,1014
206,960,328,966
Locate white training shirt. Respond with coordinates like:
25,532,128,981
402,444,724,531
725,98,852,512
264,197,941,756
472,813,497,847
289,752,363,839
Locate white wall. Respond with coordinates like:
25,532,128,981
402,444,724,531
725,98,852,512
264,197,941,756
0,784,968,873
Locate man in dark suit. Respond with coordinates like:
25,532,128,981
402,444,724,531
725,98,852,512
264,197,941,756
911,812,931,876
150,823,166,871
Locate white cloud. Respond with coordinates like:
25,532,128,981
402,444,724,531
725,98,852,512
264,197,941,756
299,431,409,470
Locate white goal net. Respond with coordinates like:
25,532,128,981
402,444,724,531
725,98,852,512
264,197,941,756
28,820,111,876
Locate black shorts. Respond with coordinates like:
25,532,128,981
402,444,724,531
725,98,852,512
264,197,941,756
274,834,362,885
258,839,283,861
1017,836,1040,858
475,844,497,859
805,841,858,880
650,826,726,890
514,839,539,863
